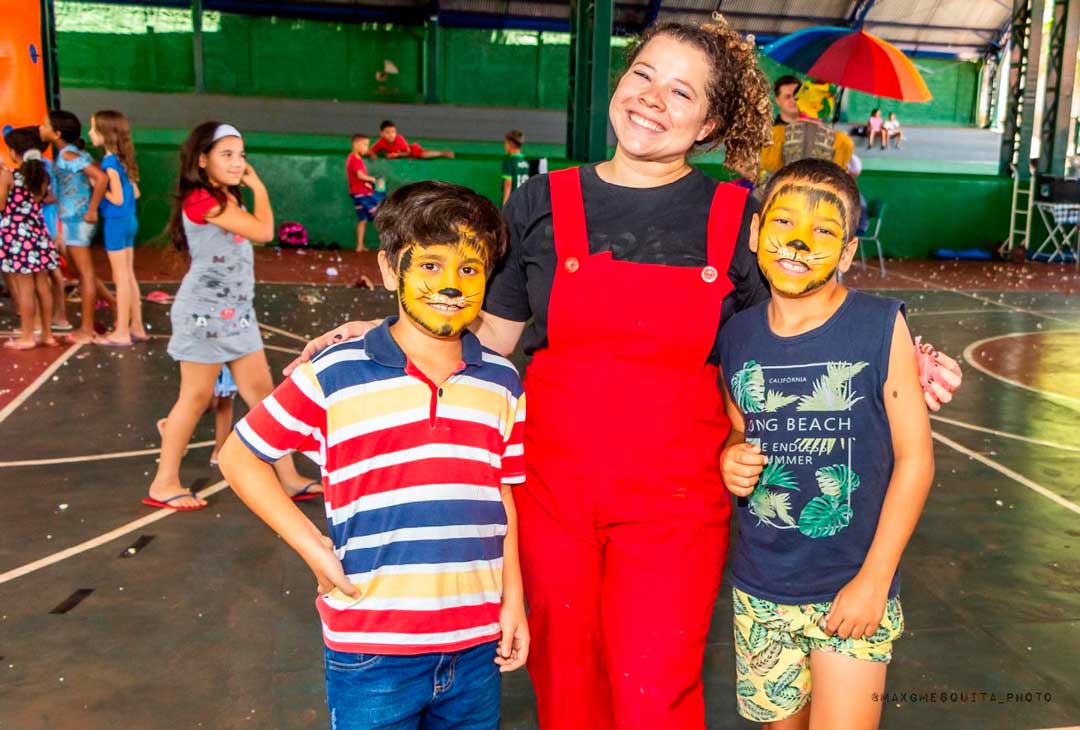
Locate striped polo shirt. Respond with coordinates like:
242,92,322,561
235,318,526,655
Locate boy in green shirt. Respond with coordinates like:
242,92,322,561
501,130,530,205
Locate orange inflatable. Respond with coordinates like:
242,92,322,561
0,1,48,164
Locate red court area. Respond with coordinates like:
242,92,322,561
967,331,1080,402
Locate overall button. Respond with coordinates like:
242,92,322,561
564,257,580,273
438,388,444,397
701,265,718,283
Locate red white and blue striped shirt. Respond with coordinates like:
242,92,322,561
235,319,526,654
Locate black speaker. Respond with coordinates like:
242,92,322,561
1036,175,1080,203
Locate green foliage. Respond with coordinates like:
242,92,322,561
760,460,799,491
797,494,853,538
763,390,799,412
731,361,766,413
797,361,868,412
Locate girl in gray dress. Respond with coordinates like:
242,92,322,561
145,122,321,510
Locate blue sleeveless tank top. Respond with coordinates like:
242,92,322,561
719,289,905,604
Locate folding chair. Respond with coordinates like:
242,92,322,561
859,200,886,276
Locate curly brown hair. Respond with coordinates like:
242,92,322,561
625,15,773,180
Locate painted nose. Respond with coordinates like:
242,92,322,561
787,239,811,253
440,288,463,298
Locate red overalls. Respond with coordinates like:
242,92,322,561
516,167,747,729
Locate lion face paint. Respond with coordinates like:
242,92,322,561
396,233,487,338
756,184,852,297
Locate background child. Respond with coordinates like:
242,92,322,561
867,108,885,150
501,129,529,205
146,121,319,511
885,112,903,149
157,364,236,467
219,180,528,730
368,119,454,159
344,134,384,249
90,109,146,347
719,159,934,730
31,132,73,334
1,128,60,350
41,110,111,343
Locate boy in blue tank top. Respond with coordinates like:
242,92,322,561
718,159,934,729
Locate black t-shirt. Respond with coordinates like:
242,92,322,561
483,164,769,364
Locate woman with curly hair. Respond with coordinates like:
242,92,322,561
286,17,772,727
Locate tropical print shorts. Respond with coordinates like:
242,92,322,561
732,586,904,722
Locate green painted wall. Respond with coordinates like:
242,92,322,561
55,4,977,127
125,130,1007,258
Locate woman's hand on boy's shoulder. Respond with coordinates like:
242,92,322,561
721,443,766,497
915,338,962,412
283,320,382,375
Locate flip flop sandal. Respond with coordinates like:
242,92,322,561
290,481,324,503
141,490,208,511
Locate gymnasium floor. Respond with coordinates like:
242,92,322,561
0,250,1078,730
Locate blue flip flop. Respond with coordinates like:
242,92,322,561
290,481,324,503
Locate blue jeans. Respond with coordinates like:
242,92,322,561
324,640,501,730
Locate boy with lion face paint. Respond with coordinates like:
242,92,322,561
220,181,528,730
717,160,934,730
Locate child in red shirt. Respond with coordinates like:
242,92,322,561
368,120,454,160
346,134,384,249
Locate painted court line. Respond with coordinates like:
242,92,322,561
932,431,1080,517
258,322,310,343
930,415,1080,453
0,441,214,468
0,343,81,426
886,270,1076,326
0,479,231,586
963,333,1080,409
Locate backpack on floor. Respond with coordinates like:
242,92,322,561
278,221,308,248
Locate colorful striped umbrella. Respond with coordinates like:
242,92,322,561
764,26,933,102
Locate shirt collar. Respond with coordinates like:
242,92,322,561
365,316,484,369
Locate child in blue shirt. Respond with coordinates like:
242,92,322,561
718,159,934,729
89,110,146,346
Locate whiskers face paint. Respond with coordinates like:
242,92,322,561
397,231,487,338
757,186,850,297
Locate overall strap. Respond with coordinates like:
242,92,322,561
548,167,590,261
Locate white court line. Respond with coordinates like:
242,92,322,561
0,441,214,468
0,343,81,426
932,431,1080,517
885,269,1076,326
264,344,303,355
259,322,310,343
0,479,232,586
963,332,1080,409
930,415,1080,453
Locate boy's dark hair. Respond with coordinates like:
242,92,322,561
505,130,524,148
376,181,508,270
379,120,395,131
48,110,86,150
773,74,801,97
760,159,862,239
351,133,369,143
4,126,49,198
